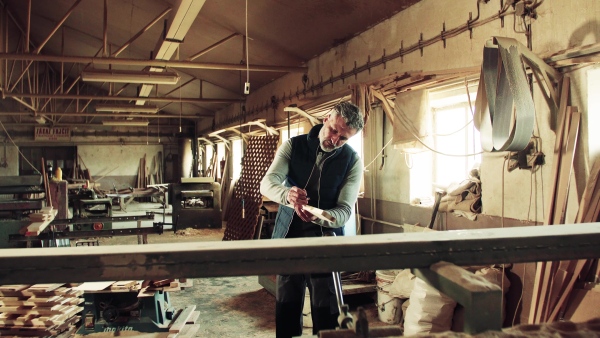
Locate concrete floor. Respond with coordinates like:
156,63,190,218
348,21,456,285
98,201,382,337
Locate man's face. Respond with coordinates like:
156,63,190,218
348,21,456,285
318,114,358,152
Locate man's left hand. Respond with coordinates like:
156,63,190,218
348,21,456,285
295,205,317,222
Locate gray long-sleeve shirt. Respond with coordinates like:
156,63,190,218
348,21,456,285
260,139,363,228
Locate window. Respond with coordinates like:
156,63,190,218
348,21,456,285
347,129,363,158
409,82,481,201
280,125,304,140
216,142,226,180
232,139,243,180
205,144,214,177
588,68,600,160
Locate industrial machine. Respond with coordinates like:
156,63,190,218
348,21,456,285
0,175,44,218
77,289,175,335
69,187,113,231
169,177,222,229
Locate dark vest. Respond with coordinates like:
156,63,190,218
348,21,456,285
271,124,357,239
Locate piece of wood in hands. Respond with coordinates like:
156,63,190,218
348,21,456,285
284,204,336,223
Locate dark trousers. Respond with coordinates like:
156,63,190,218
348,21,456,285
275,273,338,338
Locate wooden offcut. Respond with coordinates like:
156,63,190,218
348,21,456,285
168,305,197,333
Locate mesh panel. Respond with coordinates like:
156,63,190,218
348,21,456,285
223,135,279,241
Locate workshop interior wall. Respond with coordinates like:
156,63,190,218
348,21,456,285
0,144,21,177
77,144,164,190
207,0,599,227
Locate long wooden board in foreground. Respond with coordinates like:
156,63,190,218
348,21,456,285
0,223,600,285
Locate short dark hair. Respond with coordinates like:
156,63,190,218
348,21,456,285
331,102,364,131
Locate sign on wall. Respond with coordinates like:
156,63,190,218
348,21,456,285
34,127,71,141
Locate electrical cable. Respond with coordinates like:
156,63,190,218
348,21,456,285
177,46,182,133
245,0,249,89
363,136,393,170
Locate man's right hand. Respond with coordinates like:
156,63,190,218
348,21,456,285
287,186,309,206
287,187,316,222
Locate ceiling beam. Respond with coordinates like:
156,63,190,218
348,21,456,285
187,33,240,61
1,92,243,104
0,112,211,118
111,7,173,58
33,0,83,54
0,53,307,72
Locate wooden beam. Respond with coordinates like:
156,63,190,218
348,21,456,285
1,223,600,285
413,262,502,334
371,88,395,126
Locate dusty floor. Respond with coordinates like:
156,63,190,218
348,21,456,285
92,202,383,337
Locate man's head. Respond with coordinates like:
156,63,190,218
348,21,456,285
318,102,364,152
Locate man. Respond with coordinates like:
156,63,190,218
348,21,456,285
260,101,364,337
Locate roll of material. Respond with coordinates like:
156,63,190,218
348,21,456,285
475,37,538,152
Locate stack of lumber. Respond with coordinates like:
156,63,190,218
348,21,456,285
167,305,200,338
19,207,58,236
0,284,83,337
529,76,600,323
137,153,164,189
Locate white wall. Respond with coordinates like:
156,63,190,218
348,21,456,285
78,144,163,179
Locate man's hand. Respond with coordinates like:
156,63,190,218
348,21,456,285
287,186,316,222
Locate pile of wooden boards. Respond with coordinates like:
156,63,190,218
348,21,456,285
529,77,600,323
137,153,164,189
167,305,200,338
19,207,57,237
0,284,83,337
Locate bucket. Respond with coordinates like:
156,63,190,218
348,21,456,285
376,270,402,324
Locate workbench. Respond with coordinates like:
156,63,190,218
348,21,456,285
105,193,133,211
107,187,167,212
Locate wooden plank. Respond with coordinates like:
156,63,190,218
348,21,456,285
72,281,116,291
412,262,502,334
0,287,82,298
186,311,200,324
545,159,600,321
547,259,588,322
176,324,201,338
371,88,395,126
0,296,82,307
552,109,580,225
1,223,600,285
21,208,58,236
563,288,600,322
541,109,581,321
576,158,600,223
110,280,138,290
529,76,570,324
169,305,197,333
28,284,64,292
0,304,79,315
301,205,336,223
0,285,30,292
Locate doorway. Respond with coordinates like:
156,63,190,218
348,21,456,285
19,146,76,179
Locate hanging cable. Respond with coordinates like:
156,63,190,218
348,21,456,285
177,46,182,132
156,84,161,143
244,0,250,94
240,103,245,218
